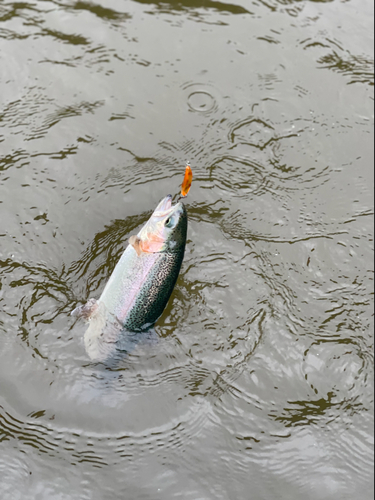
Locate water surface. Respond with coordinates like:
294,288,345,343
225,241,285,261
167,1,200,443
0,0,373,499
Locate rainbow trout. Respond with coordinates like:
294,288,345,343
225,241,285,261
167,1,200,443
72,195,187,360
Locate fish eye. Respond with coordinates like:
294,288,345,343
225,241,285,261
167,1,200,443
165,216,174,228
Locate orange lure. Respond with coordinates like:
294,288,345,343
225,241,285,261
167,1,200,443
181,164,193,197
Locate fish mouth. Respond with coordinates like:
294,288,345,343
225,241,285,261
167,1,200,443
153,195,174,216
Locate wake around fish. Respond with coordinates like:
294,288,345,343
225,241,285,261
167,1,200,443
72,195,188,361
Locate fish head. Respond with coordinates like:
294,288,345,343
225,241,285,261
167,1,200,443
132,195,187,254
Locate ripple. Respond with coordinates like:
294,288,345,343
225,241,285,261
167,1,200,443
187,91,216,113
229,117,275,147
318,51,374,86
26,100,104,142
0,0,373,497
0,207,269,473
208,156,266,197
39,28,89,46
0,149,29,172
0,387,211,469
136,0,251,20
182,82,220,114
71,1,131,22
300,35,374,87
250,425,371,499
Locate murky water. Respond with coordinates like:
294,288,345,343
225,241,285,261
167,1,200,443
0,0,373,499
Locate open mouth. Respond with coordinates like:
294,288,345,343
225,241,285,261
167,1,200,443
153,195,173,216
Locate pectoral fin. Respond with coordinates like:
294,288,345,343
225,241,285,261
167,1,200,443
71,298,99,320
129,235,143,256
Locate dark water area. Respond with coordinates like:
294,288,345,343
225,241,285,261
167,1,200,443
0,0,373,498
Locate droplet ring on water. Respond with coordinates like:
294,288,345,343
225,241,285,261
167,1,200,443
187,90,216,113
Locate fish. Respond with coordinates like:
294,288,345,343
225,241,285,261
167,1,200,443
72,195,188,361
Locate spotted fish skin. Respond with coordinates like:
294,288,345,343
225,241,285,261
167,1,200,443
119,249,185,331
72,196,187,360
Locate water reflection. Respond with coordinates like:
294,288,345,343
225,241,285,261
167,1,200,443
318,52,374,86
72,1,131,21
133,0,251,15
